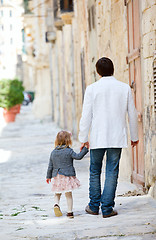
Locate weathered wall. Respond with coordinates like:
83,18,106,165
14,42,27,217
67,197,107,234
32,65,52,118
23,0,52,119
72,0,90,137
22,14,36,92
88,0,132,181
52,24,76,132
32,0,52,118
51,0,90,137
141,0,156,197
51,0,133,181
23,0,156,197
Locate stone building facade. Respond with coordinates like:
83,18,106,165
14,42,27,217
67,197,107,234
23,0,156,198
0,0,23,80
23,0,52,118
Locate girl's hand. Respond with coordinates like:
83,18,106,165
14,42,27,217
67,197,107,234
80,142,89,151
85,143,89,149
46,179,51,184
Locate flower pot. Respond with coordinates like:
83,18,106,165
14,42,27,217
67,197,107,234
3,105,19,123
16,104,21,114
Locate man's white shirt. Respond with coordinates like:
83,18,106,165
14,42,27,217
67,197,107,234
79,76,138,149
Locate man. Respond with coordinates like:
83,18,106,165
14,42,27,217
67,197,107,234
79,57,139,218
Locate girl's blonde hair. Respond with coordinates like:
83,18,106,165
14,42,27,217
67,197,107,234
55,131,72,147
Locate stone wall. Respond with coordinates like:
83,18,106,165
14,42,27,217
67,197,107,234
96,0,132,181
50,0,135,181
141,0,156,197
23,0,52,119
23,0,156,197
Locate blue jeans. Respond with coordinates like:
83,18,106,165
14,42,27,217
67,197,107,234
89,148,122,215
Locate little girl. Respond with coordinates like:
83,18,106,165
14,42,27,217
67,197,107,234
46,130,88,218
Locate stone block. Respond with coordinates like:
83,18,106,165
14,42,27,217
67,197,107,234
142,57,154,83
142,5,156,35
111,0,122,23
141,0,156,12
142,31,156,59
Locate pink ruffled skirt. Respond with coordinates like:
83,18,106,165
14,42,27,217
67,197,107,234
51,174,80,193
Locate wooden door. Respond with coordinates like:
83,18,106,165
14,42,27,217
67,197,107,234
126,0,144,186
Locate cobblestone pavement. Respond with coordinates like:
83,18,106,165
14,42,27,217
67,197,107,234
0,106,156,240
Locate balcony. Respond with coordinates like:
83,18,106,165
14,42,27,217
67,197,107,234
60,0,74,24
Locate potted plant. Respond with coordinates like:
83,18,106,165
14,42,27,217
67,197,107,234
0,78,24,123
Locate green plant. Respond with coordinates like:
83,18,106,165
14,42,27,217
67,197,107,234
0,78,24,110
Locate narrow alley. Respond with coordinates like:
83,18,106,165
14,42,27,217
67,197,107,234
0,106,156,240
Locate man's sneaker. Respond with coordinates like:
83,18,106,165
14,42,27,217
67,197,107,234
85,205,99,215
67,212,74,218
102,210,118,218
54,204,62,217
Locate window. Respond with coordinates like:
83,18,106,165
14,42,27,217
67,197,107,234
10,38,13,44
1,10,3,17
88,5,95,31
54,0,58,19
60,0,73,12
1,0,3,5
10,24,12,31
24,0,32,14
9,10,12,17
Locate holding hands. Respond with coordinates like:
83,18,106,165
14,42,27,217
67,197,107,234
80,141,89,151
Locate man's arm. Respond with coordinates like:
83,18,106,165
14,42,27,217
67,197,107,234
78,86,92,146
127,86,139,144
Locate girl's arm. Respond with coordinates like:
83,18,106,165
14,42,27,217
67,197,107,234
46,154,53,181
70,147,89,160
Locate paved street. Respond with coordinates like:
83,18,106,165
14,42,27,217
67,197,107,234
0,106,156,240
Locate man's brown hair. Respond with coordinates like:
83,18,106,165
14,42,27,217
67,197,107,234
55,131,72,147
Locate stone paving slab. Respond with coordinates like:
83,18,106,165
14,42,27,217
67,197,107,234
0,106,156,240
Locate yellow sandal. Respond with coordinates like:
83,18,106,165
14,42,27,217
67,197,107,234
54,204,62,217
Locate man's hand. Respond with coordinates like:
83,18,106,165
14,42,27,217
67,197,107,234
46,179,51,184
131,140,139,148
80,141,89,151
